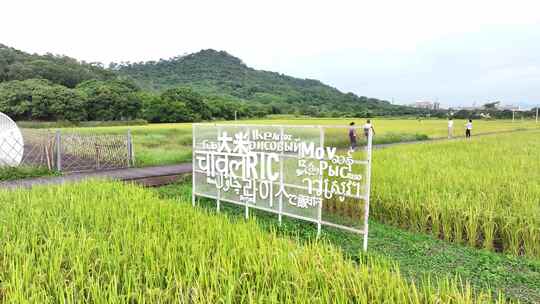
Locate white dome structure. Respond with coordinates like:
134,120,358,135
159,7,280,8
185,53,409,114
0,112,24,167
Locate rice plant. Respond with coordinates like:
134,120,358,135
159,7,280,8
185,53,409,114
0,181,510,303
371,131,540,258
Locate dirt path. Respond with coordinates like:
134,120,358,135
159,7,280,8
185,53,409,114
0,163,192,189
373,127,539,149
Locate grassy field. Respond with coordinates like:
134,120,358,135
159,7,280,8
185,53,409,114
6,119,539,258
60,118,539,167
46,118,539,259
369,130,540,258
0,181,510,303
2,118,539,302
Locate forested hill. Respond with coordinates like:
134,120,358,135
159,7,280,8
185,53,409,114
0,44,423,122
0,44,115,88
114,49,412,116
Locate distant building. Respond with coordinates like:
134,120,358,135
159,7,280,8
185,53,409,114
413,100,439,110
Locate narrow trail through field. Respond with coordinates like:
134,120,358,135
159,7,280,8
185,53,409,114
373,127,539,149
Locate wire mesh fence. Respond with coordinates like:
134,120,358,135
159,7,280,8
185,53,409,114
0,129,134,173
58,131,133,172
20,129,56,169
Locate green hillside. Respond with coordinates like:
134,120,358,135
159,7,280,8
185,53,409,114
0,44,115,88
114,49,417,116
0,44,424,121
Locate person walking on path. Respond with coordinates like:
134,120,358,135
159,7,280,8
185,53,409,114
465,119,472,138
448,118,454,138
348,122,357,151
363,119,375,139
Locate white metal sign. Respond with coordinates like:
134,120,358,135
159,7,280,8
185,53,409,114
0,112,24,167
192,124,373,250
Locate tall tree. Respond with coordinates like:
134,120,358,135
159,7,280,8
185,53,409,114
0,79,87,121
160,87,211,121
76,79,143,121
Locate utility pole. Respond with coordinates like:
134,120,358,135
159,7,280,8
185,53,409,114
234,111,237,121
536,106,538,124
512,110,515,122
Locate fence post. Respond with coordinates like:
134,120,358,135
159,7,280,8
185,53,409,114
363,128,374,252
127,129,133,167
278,126,285,225
55,130,62,172
216,126,221,213
317,126,324,238
192,125,196,207
95,144,101,170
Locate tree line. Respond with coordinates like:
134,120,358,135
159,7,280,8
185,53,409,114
0,78,276,122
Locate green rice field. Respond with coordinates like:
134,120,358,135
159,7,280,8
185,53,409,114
54,118,540,259
0,181,510,303
2,118,540,302
63,118,539,167
371,130,540,258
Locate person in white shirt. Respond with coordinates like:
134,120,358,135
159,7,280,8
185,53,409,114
465,119,472,138
363,119,375,139
447,118,454,139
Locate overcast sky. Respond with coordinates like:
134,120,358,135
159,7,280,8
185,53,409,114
2,0,540,107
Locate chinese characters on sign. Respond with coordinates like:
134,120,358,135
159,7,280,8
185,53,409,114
192,124,373,250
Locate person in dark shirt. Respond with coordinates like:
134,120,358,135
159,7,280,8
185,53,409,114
349,122,357,151
465,119,472,138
